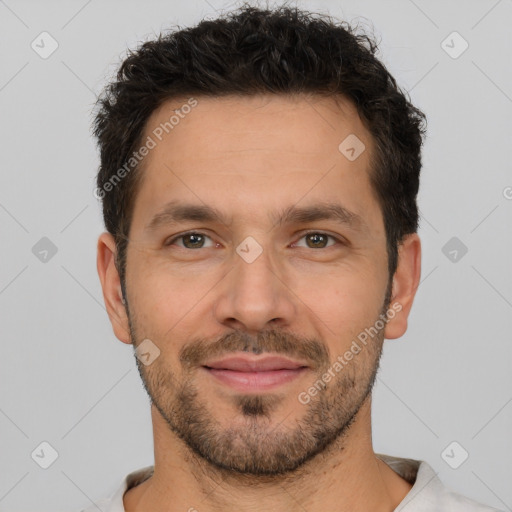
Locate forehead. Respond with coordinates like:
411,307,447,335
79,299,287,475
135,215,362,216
130,93,382,235
143,93,370,162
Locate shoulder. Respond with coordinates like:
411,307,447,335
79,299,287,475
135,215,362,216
403,477,504,511
77,465,154,512
377,453,503,512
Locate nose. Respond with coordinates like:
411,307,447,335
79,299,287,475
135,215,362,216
213,240,297,334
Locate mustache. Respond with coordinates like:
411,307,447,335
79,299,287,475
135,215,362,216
179,329,330,370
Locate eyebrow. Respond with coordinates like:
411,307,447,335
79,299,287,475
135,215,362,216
145,200,366,233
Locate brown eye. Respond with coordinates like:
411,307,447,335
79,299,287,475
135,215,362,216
166,232,214,249
182,233,206,248
295,232,338,249
306,233,328,248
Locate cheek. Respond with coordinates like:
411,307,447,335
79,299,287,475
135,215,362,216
127,256,222,345
127,240,387,346
293,262,385,315
129,249,199,307
289,264,387,357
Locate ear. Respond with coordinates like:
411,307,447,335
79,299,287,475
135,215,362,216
384,233,421,340
96,232,131,344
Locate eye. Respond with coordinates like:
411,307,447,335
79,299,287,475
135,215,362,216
165,231,342,250
293,232,340,249
165,231,216,249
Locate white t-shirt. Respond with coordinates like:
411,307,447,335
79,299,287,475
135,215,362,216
80,454,502,511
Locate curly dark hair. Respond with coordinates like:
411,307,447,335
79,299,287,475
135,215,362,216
92,2,426,290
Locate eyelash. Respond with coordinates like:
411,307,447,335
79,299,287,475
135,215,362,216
165,230,343,249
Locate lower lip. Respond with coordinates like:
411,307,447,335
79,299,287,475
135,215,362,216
204,367,308,392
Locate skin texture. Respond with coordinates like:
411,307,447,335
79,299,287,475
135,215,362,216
97,93,421,512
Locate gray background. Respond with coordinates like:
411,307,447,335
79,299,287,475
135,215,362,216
0,0,511,510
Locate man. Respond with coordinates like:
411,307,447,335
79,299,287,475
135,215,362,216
87,3,500,511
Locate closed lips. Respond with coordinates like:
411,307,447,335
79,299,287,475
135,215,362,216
203,356,308,372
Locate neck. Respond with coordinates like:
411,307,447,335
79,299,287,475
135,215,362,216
124,397,412,512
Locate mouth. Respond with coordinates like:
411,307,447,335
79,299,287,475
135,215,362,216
202,355,310,392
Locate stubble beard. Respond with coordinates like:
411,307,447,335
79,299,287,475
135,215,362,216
128,316,386,477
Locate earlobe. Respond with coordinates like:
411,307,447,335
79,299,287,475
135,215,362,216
384,233,421,340
97,232,132,344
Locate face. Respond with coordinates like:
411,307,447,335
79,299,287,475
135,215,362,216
98,94,418,476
